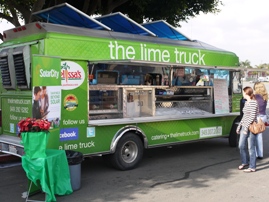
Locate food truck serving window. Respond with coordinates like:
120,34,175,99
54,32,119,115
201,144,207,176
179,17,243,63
89,63,232,87
232,71,242,94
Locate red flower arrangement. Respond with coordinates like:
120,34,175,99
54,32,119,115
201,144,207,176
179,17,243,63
18,118,51,137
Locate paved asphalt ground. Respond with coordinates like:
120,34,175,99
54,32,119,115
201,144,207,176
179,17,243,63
2,130,269,202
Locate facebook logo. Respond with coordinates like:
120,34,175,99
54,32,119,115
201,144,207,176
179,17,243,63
60,128,78,141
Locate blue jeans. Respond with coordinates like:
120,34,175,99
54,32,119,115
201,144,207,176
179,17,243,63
255,115,267,157
238,126,257,169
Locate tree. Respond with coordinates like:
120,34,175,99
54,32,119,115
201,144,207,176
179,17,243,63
240,60,252,79
111,0,223,26
239,60,252,68
0,0,223,41
240,61,269,79
255,63,269,70
255,63,269,77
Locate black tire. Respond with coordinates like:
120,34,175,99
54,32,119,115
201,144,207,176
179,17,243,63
106,132,144,170
229,117,240,147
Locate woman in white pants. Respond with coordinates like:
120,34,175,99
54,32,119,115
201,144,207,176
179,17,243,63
253,82,268,159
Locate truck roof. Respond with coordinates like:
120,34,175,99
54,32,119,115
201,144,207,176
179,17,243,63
2,21,228,53
2,2,231,55
0,3,239,69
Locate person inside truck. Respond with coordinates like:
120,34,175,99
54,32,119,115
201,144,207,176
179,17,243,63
195,69,204,86
32,86,42,119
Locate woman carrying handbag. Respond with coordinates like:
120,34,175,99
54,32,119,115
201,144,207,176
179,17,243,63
236,86,258,173
253,82,268,159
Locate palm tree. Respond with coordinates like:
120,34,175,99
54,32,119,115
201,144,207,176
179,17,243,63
240,60,252,79
240,60,252,68
255,63,269,77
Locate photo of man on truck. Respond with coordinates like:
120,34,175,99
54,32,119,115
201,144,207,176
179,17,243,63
32,86,42,119
40,86,49,119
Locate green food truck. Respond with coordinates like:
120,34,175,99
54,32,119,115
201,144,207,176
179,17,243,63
0,3,242,170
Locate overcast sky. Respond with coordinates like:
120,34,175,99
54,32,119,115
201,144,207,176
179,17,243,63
179,0,269,67
0,0,268,67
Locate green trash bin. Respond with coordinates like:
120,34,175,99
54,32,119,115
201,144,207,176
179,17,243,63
65,150,84,191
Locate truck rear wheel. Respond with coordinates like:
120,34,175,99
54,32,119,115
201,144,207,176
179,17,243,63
106,132,144,170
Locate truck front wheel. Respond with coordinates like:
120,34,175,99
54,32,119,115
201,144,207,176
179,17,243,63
107,132,144,170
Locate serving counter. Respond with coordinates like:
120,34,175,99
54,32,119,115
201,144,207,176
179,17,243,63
88,112,239,126
89,85,216,121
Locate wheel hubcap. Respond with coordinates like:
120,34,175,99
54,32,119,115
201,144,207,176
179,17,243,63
121,141,138,163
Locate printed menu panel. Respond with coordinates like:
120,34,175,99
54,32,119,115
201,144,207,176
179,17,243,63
214,79,229,114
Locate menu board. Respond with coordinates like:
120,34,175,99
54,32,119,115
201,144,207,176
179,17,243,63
213,79,229,114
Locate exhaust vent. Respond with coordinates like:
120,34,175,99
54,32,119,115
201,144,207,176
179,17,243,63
0,56,11,86
0,49,16,89
13,45,31,89
0,45,31,90
14,53,28,88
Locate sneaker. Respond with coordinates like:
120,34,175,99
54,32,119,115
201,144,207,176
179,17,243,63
243,168,256,173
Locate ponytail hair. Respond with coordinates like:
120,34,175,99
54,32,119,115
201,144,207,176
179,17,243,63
243,86,255,100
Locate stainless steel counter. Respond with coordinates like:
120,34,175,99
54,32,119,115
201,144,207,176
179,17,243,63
88,112,239,126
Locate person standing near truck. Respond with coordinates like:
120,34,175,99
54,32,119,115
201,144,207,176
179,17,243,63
239,97,247,120
253,82,268,159
236,86,258,172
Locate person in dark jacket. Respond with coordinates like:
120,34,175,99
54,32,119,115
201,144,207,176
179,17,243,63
239,97,247,120
195,69,203,85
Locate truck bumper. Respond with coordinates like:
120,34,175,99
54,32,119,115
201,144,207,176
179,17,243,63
0,135,24,157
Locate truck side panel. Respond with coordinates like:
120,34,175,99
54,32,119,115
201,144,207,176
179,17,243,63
82,116,236,155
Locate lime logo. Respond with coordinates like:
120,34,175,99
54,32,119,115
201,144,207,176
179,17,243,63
61,61,85,90
63,94,78,111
